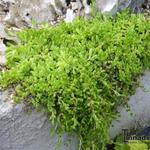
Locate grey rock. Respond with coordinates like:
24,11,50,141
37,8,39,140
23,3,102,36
0,100,79,150
0,0,92,28
0,0,148,29
0,0,15,3
71,1,81,11
0,23,19,44
0,40,6,65
96,0,118,13
82,0,91,18
65,8,75,23
4,0,56,28
96,0,146,14
0,23,10,39
0,0,67,28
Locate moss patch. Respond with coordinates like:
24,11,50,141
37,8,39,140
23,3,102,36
0,12,150,149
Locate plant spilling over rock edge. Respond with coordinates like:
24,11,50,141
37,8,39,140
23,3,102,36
0,12,150,150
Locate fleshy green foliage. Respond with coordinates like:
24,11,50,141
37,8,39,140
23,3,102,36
128,141,149,150
115,135,149,150
0,12,150,149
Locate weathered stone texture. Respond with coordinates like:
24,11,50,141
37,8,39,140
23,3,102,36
0,101,78,150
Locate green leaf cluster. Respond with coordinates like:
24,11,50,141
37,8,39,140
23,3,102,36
0,12,150,149
115,135,150,150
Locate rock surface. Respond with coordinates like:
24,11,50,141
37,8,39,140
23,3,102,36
0,0,148,31
0,0,91,28
0,99,78,150
0,39,6,65
96,0,149,14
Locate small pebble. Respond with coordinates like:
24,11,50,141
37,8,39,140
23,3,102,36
0,40,6,65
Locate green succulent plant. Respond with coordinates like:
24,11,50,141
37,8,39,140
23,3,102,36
0,11,150,149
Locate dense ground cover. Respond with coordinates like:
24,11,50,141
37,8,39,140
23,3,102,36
0,11,150,149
